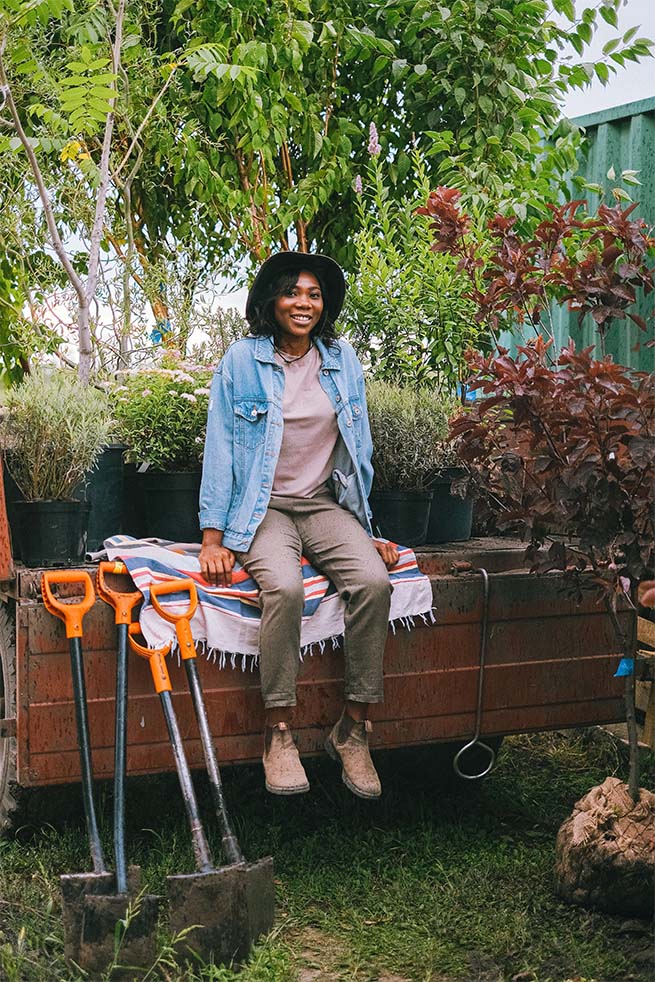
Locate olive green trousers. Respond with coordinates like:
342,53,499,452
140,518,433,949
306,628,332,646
235,492,391,709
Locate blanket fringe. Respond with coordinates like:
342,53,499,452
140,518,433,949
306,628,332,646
152,606,435,673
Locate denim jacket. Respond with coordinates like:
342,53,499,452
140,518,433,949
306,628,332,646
199,334,374,551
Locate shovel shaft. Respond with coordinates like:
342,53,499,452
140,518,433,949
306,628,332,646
183,659,244,866
159,690,214,874
69,637,107,874
114,623,128,894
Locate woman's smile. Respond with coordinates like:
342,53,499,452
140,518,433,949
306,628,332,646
274,271,324,353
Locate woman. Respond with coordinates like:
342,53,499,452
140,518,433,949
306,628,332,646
199,252,398,799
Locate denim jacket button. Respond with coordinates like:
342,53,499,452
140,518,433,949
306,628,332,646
322,369,329,376
336,395,341,402
347,420,352,427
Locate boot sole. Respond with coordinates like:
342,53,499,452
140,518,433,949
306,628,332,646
324,736,382,800
265,780,310,795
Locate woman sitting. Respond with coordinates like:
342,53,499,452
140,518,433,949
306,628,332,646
199,252,398,799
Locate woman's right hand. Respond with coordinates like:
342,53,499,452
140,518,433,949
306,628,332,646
199,530,236,586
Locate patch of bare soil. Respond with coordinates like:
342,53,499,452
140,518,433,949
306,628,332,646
293,926,418,982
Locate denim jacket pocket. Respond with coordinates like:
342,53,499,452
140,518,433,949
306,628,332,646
234,400,269,449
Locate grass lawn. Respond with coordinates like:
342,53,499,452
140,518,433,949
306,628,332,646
0,730,653,981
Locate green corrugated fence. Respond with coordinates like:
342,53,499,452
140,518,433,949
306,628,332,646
506,96,655,372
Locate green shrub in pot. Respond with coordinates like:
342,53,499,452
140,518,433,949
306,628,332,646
112,360,212,541
366,380,461,546
112,363,212,473
1,369,112,565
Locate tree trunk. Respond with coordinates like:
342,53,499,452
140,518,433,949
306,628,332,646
78,300,92,386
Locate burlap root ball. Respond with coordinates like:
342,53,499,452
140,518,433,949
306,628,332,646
554,776,655,917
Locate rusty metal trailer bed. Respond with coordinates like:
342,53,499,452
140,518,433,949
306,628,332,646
0,520,629,829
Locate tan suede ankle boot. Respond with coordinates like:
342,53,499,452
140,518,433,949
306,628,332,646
262,722,310,795
325,711,382,799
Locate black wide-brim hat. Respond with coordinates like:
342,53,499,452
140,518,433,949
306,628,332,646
245,252,346,325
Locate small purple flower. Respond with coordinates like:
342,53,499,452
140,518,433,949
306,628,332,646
354,174,363,195
367,121,381,156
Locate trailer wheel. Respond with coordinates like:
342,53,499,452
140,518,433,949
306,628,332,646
0,601,18,833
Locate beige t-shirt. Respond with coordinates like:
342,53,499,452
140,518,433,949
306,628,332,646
272,344,339,498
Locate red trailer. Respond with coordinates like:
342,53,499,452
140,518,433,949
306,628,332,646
0,475,629,831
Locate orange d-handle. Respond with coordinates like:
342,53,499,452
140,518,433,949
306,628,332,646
41,570,96,639
96,561,142,624
149,579,198,661
127,623,172,694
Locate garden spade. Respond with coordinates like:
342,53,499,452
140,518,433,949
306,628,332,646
150,578,275,953
131,576,275,965
77,561,162,970
41,570,158,975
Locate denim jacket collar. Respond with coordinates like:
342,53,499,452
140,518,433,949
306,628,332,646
254,335,277,364
253,334,341,371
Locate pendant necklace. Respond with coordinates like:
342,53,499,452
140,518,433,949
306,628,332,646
274,341,313,365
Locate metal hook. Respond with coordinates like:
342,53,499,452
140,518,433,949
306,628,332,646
452,567,497,781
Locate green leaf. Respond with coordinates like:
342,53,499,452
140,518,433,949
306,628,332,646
602,38,620,55
510,131,531,152
552,0,575,19
594,61,609,83
291,20,313,51
599,5,618,27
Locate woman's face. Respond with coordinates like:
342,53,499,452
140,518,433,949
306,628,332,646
273,271,324,348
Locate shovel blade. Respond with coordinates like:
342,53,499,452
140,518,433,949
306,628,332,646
61,865,153,972
168,864,250,966
61,870,115,966
80,891,162,976
245,856,275,944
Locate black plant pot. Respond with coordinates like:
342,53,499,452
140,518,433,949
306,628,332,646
14,499,90,568
427,468,473,543
121,462,147,537
74,445,125,552
142,471,202,543
369,490,433,548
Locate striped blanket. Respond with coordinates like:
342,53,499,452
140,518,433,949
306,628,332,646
104,535,434,667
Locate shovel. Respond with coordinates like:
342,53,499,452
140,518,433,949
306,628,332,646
138,576,274,962
127,624,245,966
149,578,275,953
86,561,161,965
41,570,158,975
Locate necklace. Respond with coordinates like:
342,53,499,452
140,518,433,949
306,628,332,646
274,341,313,365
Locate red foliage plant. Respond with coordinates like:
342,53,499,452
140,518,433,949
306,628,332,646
421,190,655,795
418,187,655,588
450,337,654,592
417,190,655,351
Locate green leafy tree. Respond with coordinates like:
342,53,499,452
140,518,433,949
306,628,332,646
0,0,256,371
365,0,653,219
169,0,653,267
1,0,651,376
0,0,127,382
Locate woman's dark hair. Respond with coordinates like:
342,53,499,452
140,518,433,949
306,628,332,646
248,268,338,347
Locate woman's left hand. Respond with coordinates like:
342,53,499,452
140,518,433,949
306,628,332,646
373,538,400,569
